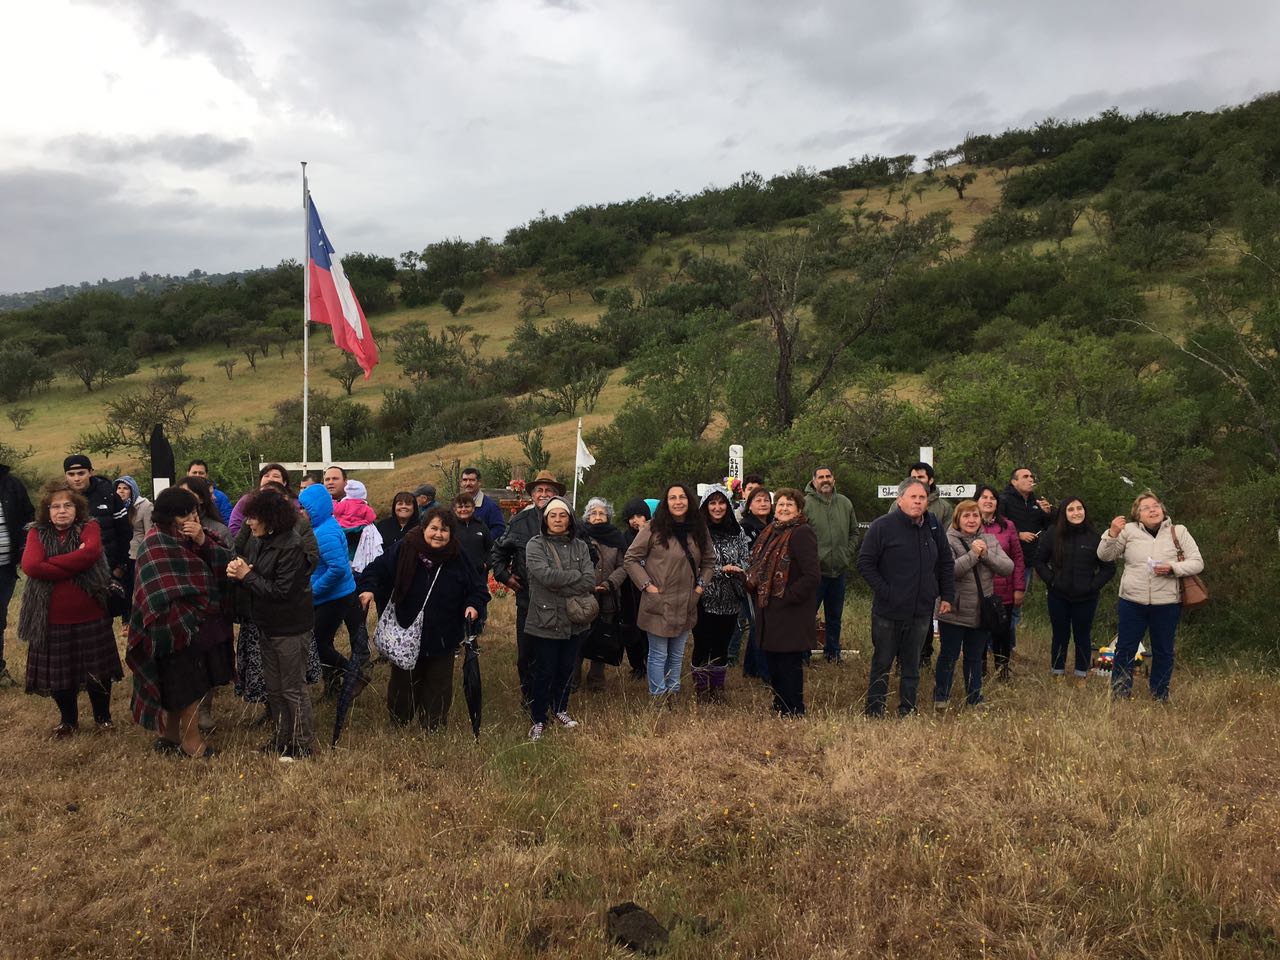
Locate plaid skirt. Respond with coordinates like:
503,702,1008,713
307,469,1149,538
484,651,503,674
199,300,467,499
235,621,322,704
25,618,124,695
158,640,235,712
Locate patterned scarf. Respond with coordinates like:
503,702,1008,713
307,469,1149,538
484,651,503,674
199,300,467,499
394,524,459,603
746,517,806,610
16,521,113,650
126,525,232,730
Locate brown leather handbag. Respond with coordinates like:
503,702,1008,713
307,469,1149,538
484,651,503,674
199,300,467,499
1169,525,1209,611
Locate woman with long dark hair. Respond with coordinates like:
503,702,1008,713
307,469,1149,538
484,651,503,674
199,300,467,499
623,483,717,701
359,506,487,731
126,486,235,758
692,486,750,702
975,483,1025,680
177,475,230,545
19,481,122,738
746,487,820,716
1035,497,1115,685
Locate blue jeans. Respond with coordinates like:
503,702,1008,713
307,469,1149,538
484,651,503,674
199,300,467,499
0,564,17,668
815,574,846,660
933,622,989,706
646,630,688,696
1114,598,1180,700
1046,592,1098,677
1008,565,1035,649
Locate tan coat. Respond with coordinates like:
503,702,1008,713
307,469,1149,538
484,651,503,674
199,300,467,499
938,528,1013,628
1097,518,1203,606
623,524,717,637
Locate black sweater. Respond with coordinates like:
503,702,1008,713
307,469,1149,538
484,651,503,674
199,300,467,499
1033,526,1115,601
358,541,489,657
856,509,956,620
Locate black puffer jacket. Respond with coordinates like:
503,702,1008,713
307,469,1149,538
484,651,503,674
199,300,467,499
1034,526,1115,601
235,528,316,636
84,474,132,571
0,465,35,567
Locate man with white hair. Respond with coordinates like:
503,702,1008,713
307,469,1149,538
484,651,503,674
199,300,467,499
856,477,956,718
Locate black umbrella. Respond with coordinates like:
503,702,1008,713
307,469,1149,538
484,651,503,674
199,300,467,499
461,617,482,740
149,424,176,487
331,621,371,747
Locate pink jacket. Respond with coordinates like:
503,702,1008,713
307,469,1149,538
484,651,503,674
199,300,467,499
981,517,1025,604
333,499,376,529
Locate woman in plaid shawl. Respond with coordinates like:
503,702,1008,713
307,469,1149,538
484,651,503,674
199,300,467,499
126,487,234,759
18,480,122,738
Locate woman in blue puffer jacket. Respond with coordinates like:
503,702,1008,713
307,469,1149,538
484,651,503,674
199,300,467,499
298,484,368,691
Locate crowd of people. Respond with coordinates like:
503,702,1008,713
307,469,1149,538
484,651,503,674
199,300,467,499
0,451,1205,755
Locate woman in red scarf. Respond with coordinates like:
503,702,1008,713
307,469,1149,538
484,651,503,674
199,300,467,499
18,481,122,738
746,487,820,716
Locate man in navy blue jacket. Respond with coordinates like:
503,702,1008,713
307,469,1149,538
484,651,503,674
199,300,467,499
856,478,956,717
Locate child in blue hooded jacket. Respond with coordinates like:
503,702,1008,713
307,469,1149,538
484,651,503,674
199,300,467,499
299,484,368,690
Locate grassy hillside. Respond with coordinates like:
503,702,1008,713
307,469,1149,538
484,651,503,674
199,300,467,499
5,162,1197,495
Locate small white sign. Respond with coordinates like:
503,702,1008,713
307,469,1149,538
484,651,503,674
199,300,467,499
877,482,975,499
728,444,744,482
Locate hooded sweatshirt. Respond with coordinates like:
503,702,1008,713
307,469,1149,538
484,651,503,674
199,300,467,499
333,479,376,529
299,484,357,604
115,475,154,560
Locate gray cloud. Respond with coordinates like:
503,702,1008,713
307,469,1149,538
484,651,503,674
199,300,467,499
53,133,251,169
72,0,269,101
6,0,1280,292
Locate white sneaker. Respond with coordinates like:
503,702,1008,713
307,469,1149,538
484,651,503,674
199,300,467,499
554,712,579,729
528,723,545,742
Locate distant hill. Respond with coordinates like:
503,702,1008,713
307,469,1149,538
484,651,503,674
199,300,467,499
0,266,278,312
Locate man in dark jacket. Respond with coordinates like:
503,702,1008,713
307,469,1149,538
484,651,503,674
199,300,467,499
0,462,35,682
998,466,1055,652
489,471,565,705
63,454,132,577
856,478,955,717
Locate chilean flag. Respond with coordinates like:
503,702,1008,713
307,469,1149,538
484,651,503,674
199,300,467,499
307,197,379,378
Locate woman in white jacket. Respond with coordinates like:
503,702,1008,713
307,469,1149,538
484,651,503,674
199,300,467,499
1097,491,1203,701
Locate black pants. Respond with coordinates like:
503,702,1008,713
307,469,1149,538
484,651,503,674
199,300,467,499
621,622,647,674
387,653,455,731
765,651,805,716
865,615,931,717
692,610,737,667
991,603,1015,668
52,678,112,727
516,603,536,705
314,593,367,680
530,633,580,725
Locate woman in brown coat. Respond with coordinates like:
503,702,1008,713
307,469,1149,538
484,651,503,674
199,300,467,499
746,488,821,716
623,483,717,700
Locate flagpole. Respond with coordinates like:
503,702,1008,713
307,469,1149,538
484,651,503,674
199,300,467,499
572,417,582,510
301,161,310,471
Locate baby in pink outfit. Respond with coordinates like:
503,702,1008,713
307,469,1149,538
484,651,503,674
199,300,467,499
333,479,376,529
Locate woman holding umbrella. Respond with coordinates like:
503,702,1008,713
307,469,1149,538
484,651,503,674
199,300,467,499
357,507,487,732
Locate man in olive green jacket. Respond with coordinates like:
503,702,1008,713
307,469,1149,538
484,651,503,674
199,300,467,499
804,467,859,663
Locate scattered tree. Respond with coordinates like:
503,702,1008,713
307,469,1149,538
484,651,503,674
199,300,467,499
327,354,364,396
6,407,33,431
440,288,465,316
217,358,238,380
940,172,978,200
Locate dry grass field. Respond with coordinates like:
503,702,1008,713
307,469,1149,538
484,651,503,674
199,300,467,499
0,590,1277,959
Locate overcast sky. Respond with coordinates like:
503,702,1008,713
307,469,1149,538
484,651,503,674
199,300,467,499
2,0,1276,293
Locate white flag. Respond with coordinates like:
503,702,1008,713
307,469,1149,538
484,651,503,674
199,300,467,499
575,431,596,483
